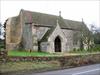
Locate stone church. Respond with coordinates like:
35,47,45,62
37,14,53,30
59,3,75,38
5,9,90,53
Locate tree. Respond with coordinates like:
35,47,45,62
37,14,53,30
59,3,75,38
0,23,2,36
90,24,100,44
0,23,5,40
93,29,100,44
0,23,5,49
79,22,94,50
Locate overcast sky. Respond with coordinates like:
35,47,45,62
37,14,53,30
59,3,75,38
0,0,100,29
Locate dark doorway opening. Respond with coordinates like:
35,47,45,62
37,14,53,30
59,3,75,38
54,36,61,52
38,41,41,52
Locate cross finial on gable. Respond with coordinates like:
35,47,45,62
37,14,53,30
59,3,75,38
59,11,61,17
82,18,84,23
82,18,85,24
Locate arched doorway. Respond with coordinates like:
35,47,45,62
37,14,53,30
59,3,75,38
54,36,61,52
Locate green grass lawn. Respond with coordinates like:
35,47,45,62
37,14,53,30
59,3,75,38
8,50,100,57
8,50,54,56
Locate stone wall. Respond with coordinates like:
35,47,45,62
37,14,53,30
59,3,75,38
6,43,19,50
6,54,100,66
6,16,22,50
22,23,33,50
62,29,81,51
35,27,49,40
5,12,81,52
0,50,7,62
48,24,67,53
40,42,48,52
32,26,49,51
62,29,74,51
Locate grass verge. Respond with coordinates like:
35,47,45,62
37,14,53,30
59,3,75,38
0,61,60,73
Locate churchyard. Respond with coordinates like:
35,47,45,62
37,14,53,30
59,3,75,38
0,37,100,75
0,47,100,75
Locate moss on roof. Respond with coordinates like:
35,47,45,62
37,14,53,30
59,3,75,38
20,9,90,42
21,9,88,30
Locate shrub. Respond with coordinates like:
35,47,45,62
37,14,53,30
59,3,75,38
88,44,100,52
70,44,100,53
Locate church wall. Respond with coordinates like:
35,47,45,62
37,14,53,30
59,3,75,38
6,15,22,50
6,18,15,50
73,31,81,49
47,41,54,53
32,26,49,51
62,29,80,51
6,18,12,44
32,26,50,41
48,24,67,53
40,42,48,52
5,9,84,52
62,29,74,51
22,23,33,50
